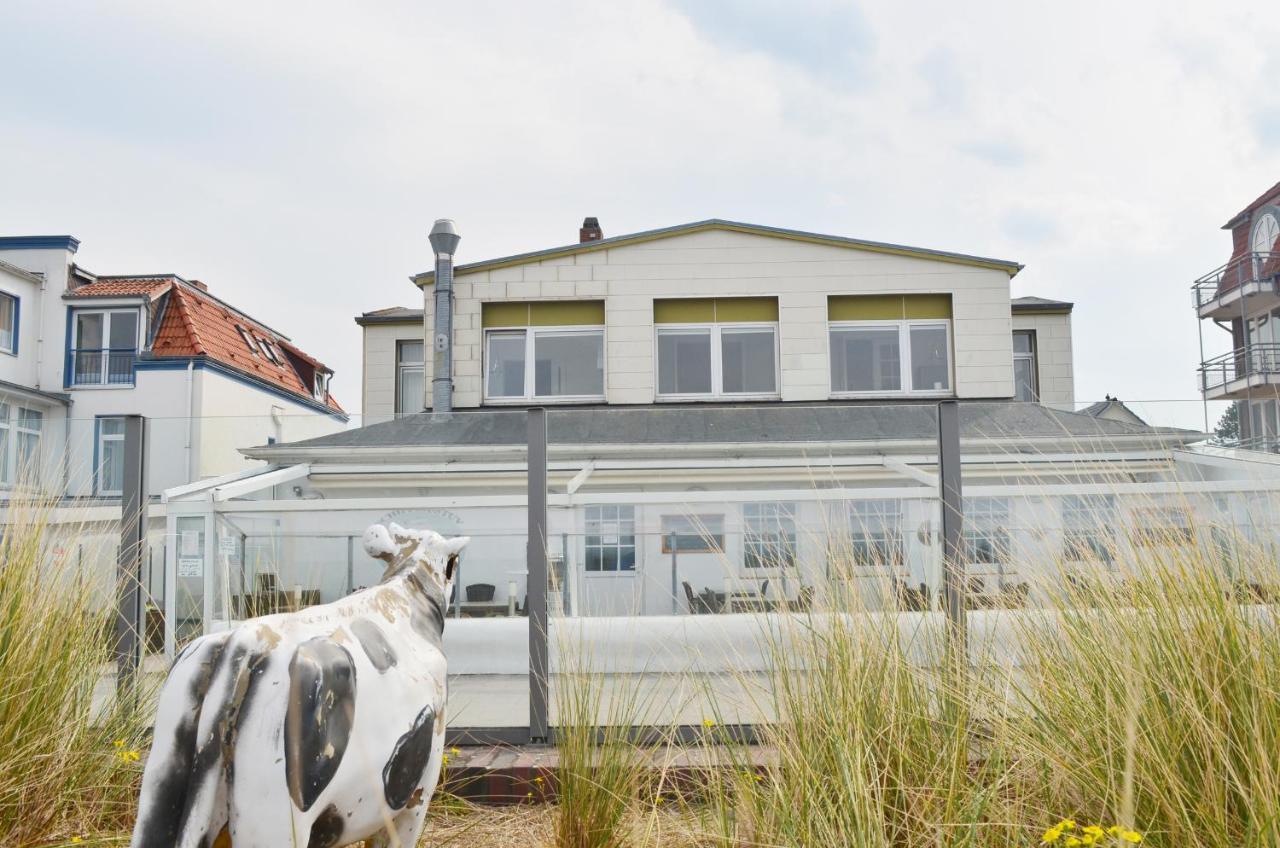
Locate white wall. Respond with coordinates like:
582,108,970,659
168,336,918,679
1012,312,1074,409
361,321,424,422
419,228,1019,407
194,368,345,478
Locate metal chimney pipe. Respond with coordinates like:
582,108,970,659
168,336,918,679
428,219,461,413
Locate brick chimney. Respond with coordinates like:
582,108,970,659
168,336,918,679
579,217,603,243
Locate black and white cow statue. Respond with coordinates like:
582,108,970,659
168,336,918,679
129,523,468,848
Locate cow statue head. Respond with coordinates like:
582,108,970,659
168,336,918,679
363,522,469,609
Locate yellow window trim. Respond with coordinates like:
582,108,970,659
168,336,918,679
654,296,779,324
481,300,605,328
828,294,952,322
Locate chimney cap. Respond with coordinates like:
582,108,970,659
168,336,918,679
429,219,461,256
579,217,603,243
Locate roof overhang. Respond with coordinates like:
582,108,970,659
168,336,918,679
410,219,1023,286
0,378,71,406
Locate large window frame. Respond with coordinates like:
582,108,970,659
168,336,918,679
654,322,780,400
1062,494,1116,563
68,308,141,388
483,325,606,404
743,502,798,569
844,498,905,569
0,292,18,355
661,514,726,554
584,504,637,574
828,319,953,397
95,416,126,497
1013,330,1039,402
963,496,1011,566
0,401,44,487
395,339,425,415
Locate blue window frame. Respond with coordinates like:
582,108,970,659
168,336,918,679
68,308,140,387
0,292,18,355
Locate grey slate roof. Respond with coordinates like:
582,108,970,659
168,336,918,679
1079,399,1147,425
355,307,424,325
249,402,1199,458
1011,296,1073,313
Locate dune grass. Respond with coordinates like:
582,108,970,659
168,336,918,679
0,498,151,846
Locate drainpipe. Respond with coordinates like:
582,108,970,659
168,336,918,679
184,361,194,483
428,219,461,414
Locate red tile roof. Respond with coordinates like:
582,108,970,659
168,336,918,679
1223,181,1280,228
67,278,171,299
73,276,343,414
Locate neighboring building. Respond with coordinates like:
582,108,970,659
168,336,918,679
1080,396,1147,427
1195,182,1280,450
361,218,1075,417
0,235,347,500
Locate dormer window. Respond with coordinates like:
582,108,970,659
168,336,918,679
313,372,330,400
237,326,259,357
69,309,140,387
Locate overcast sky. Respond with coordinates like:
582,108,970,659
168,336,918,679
2,0,1277,427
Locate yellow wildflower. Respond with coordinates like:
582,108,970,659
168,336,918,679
112,739,125,749
702,718,716,728
1042,825,1063,844
441,753,450,766
1120,831,1143,844
71,839,84,845
534,776,544,784
1065,837,1081,847
450,747,461,756
1082,826,1103,837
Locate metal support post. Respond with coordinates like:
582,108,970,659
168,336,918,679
527,408,550,743
115,415,148,696
936,401,966,674
670,532,679,614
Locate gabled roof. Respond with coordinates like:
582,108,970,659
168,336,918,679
73,275,344,414
1223,181,1280,229
1011,296,1073,314
1079,398,1147,426
355,306,424,326
411,219,1023,285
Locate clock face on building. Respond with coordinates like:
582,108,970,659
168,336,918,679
1255,212,1280,255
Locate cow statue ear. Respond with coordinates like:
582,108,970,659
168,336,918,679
388,522,418,546
443,536,471,557
362,524,398,563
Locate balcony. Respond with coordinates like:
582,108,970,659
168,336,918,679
1192,251,1280,321
1199,343,1280,400
69,348,137,387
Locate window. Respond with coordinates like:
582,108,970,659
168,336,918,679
0,292,17,354
584,505,636,572
846,499,903,567
964,497,1011,564
661,514,725,553
482,301,605,402
313,371,330,401
70,309,139,386
1062,495,1116,562
0,402,9,485
236,325,258,357
96,417,126,496
828,295,952,395
654,298,779,398
743,502,797,569
1013,331,1038,402
396,340,425,414
1129,505,1194,547
0,402,44,487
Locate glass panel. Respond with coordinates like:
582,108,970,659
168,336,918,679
0,403,9,485
909,324,950,391
1014,357,1037,402
486,331,526,398
657,330,712,395
744,502,797,568
398,340,425,365
109,311,138,349
534,331,604,397
101,436,124,494
76,312,104,348
0,295,13,351
661,514,725,552
721,329,777,394
584,505,636,572
101,417,126,436
964,497,1010,563
1012,330,1034,354
847,499,903,566
830,327,901,392
397,366,424,414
